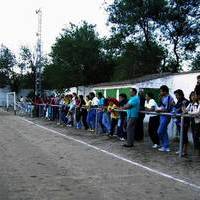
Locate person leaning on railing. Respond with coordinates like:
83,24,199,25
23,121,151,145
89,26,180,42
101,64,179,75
77,95,89,130
144,92,160,149
85,95,92,130
87,92,99,132
97,92,106,134
156,85,175,153
120,88,140,148
135,89,146,141
117,94,128,141
173,89,190,156
183,91,200,156
107,98,119,137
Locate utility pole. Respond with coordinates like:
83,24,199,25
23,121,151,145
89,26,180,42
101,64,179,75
35,8,42,97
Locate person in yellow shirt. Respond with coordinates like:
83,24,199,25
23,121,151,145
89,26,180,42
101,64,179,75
107,98,119,136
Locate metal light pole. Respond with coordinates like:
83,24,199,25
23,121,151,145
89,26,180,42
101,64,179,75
35,8,42,97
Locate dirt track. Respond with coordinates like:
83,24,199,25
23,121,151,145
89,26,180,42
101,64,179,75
0,110,199,200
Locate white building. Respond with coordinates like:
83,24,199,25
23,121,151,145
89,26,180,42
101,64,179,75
92,71,200,100
91,71,200,140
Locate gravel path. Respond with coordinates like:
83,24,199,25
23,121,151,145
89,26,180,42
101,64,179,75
0,110,199,200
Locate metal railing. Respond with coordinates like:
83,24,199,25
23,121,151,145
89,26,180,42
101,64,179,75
12,103,198,158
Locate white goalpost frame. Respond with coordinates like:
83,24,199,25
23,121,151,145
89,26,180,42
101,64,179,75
6,92,16,115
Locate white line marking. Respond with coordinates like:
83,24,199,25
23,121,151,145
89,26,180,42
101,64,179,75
21,118,200,191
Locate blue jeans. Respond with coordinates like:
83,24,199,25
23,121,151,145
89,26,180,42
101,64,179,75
102,112,111,133
117,118,127,139
87,109,96,129
157,116,171,149
97,111,106,133
61,112,68,125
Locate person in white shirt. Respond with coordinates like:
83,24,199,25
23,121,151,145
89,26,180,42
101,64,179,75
184,92,200,155
20,96,24,103
88,92,99,132
145,92,160,148
91,95,99,106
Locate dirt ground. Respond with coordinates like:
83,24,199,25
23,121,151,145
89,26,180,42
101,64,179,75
0,110,199,200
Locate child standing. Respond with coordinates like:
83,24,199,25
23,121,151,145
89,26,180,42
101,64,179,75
107,98,119,136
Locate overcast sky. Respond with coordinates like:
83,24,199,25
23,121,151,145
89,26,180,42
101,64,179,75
0,0,113,55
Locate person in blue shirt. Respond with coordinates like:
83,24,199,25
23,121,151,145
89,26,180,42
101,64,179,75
156,85,174,152
97,92,106,133
121,88,140,147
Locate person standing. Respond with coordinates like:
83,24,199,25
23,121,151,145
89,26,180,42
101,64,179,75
76,95,86,129
107,98,119,136
184,92,200,156
194,75,200,96
80,95,89,130
117,93,128,141
145,92,160,148
88,92,99,132
157,85,174,152
97,92,106,133
173,89,190,156
121,88,140,147
85,95,93,130
135,89,145,141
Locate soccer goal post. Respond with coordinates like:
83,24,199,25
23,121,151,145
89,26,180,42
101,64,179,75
6,92,16,115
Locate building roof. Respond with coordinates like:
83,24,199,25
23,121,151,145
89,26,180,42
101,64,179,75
92,71,200,88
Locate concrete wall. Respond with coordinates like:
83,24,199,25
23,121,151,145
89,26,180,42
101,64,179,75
135,72,199,100
0,87,10,106
93,72,200,100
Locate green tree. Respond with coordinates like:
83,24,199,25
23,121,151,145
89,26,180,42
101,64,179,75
18,46,35,73
17,46,36,90
44,21,114,89
0,45,16,87
10,73,21,93
107,0,169,78
159,0,200,72
18,46,48,92
112,41,166,81
107,0,168,46
192,53,200,71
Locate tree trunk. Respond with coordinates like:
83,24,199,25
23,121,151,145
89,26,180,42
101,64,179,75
173,41,180,73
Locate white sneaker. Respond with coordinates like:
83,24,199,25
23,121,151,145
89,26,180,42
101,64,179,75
165,148,170,152
158,147,170,152
120,138,125,141
152,144,159,149
158,147,165,152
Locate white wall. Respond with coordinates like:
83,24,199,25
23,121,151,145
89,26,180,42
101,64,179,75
93,72,200,100
65,86,93,97
134,72,199,100
0,87,10,106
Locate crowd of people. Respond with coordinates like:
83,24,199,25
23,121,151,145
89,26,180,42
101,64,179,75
28,75,200,156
